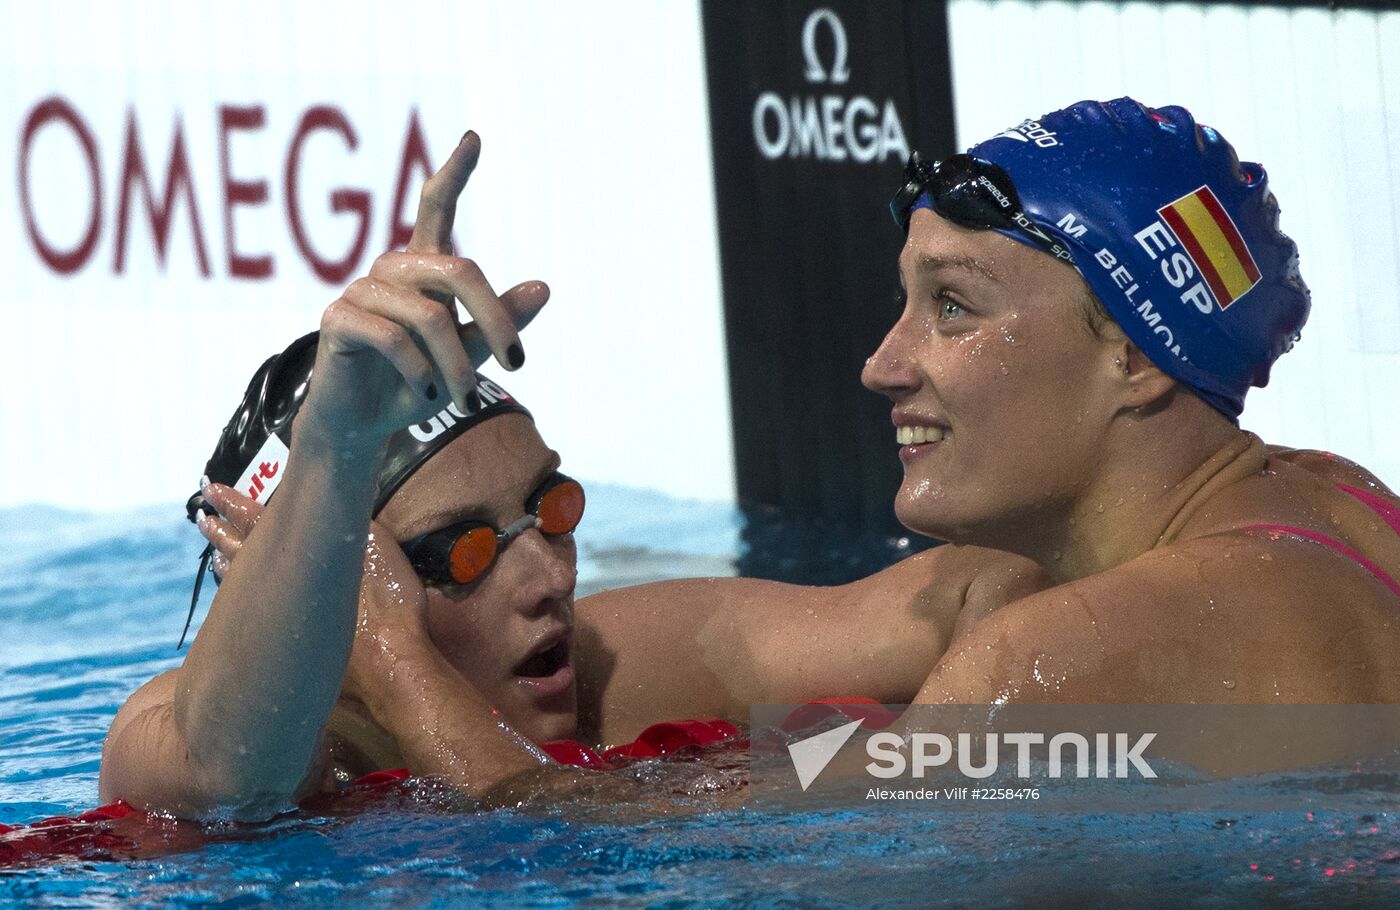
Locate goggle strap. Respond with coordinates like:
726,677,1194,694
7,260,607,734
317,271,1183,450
893,152,1073,261
180,543,214,650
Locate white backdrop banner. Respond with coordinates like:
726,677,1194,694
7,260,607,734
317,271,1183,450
3,1,1398,511
0,0,734,510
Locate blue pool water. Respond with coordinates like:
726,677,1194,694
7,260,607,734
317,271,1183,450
2,492,1398,907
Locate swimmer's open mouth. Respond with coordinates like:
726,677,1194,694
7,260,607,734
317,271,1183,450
515,639,570,678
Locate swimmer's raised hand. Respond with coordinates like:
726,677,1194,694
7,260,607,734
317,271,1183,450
301,132,550,449
404,132,551,371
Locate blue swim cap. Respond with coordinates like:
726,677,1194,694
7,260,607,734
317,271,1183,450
932,98,1310,420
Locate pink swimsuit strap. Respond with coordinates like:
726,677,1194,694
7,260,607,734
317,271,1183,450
1243,483,1400,599
1335,482,1400,537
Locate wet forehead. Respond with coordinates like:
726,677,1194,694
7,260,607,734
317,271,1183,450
379,414,560,540
899,209,1078,295
900,210,1009,273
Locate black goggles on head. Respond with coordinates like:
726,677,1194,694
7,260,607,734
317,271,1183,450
402,472,585,587
890,152,1074,263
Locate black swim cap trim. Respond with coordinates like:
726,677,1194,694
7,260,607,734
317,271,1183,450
186,331,530,518
374,375,530,515
180,330,530,648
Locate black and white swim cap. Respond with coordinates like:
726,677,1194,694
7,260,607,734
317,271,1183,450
185,331,530,524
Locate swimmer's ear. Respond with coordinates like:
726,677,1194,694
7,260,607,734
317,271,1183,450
1114,342,1177,414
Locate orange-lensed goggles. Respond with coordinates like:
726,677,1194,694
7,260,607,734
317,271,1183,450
402,473,585,586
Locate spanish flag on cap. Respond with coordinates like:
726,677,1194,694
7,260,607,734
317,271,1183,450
1158,185,1262,310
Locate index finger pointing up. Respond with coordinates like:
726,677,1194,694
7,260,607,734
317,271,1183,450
406,131,482,255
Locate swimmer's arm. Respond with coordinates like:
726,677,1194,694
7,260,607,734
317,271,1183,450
352,633,645,806
358,649,693,809
573,546,1039,745
907,553,1242,706
907,537,1361,706
100,429,381,818
356,632,734,811
100,136,546,818
101,669,338,817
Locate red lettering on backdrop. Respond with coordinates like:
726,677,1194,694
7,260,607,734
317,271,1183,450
284,106,371,284
18,97,102,274
389,109,436,252
219,105,274,279
114,110,211,276
20,99,439,283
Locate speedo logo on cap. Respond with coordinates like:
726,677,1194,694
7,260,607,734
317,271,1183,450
1139,185,1262,311
994,119,1060,148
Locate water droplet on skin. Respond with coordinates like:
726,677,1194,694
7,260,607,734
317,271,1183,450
1222,679,1236,690
1000,365,1009,375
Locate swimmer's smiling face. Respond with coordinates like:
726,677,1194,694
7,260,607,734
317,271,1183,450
377,413,579,744
862,208,1128,549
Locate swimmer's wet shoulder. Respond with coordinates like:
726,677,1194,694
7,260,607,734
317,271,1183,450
917,437,1400,706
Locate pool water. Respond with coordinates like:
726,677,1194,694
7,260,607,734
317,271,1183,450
3,492,1398,907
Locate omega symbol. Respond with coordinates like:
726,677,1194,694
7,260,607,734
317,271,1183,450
801,8,850,85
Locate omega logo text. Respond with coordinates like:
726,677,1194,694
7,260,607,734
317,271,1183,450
751,8,909,164
17,97,441,284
